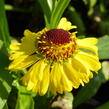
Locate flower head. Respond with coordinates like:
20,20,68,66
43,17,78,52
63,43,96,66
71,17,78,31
9,18,101,95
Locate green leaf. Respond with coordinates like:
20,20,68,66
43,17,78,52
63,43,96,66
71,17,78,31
46,0,55,11
0,0,10,49
50,0,71,28
37,0,52,27
37,0,71,28
0,73,12,109
0,51,13,109
15,84,34,109
73,72,107,108
98,35,109,60
95,101,109,109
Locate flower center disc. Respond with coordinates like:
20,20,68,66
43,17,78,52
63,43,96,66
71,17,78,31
38,29,76,61
45,29,72,45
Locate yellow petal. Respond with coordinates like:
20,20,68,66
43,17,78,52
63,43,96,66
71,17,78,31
9,29,46,59
9,54,39,70
20,29,47,55
26,60,45,91
22,59,47,93
50,63,62,94
71,57,89,74
39,64,50,95
24,29,37,37
26,80,35,91
9,43,22,60
9,52,23,60
57,17,77,30
77,38,98,45
65,58,90,85
72,56,93,78
59,63,73,92
63,60,80,88
77,38,98,55
10,43,21,52
79,73,90,83
20,30,37,55
50,62,72,94
88,72,93,78
75,50,101,72
24,28,47,38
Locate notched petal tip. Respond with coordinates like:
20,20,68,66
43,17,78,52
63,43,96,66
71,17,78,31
24,29,31,36
58,17,77,31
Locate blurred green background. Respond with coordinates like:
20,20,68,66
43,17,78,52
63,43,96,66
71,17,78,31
0,0,109,109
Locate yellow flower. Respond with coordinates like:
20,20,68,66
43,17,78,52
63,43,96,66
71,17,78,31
9,18,101,95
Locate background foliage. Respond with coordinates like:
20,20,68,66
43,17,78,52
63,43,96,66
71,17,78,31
0,0,109,109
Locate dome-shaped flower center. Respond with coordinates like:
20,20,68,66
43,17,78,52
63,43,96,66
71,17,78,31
38,29,77,61
45,29,71,45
